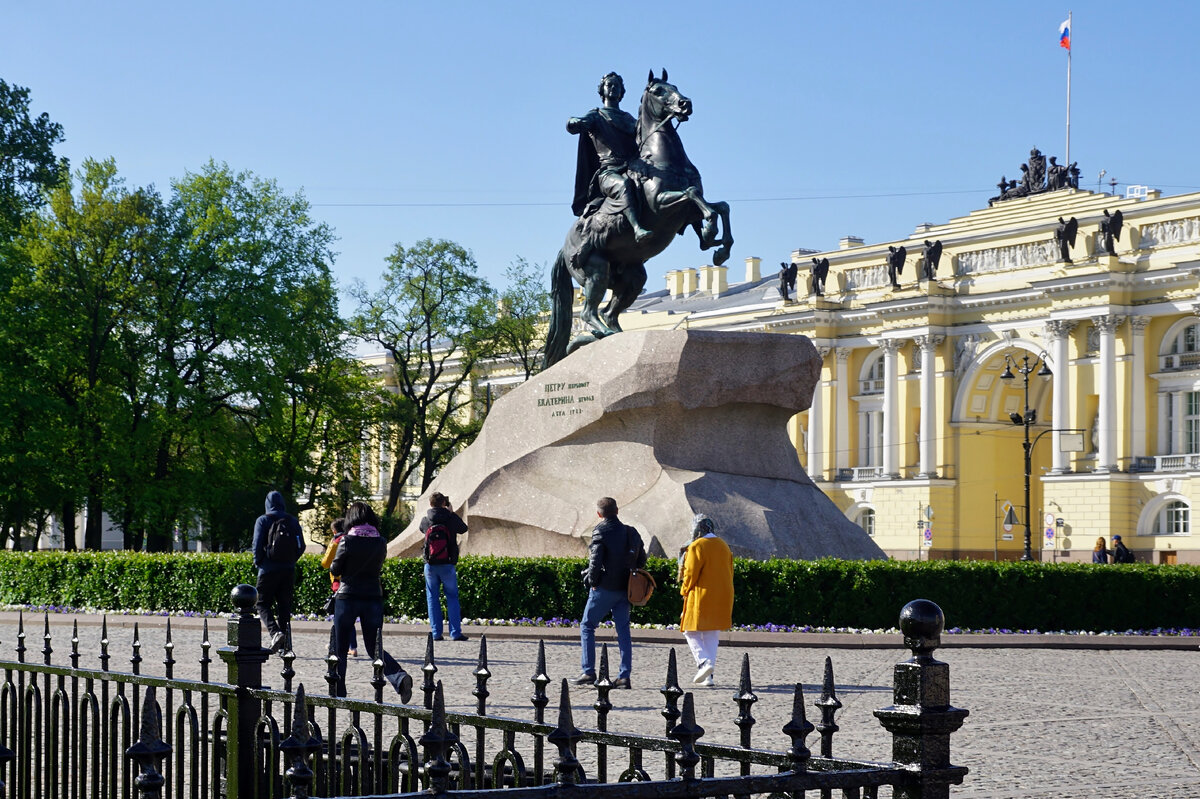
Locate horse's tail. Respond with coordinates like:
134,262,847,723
541,248,573,370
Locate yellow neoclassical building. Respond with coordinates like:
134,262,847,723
593,184,1200,564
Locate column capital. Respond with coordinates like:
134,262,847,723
835,346,852,363
1129,315,1151,335
816,345,833,360
913,334,945,352
1091,314,1126,334
878,338,904,355
1043,319,1078,340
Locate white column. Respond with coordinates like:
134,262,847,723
835,348,850,474
1172,391,1185,455
1045,320,1076,474
1129,317,1149,459
807,347,830,481
1094,315,1123,472
1157,392,1170,456
880,339,902,478
914,334,944,478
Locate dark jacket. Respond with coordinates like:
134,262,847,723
1092,549,1110,564
418,506,468,564
251,491,306,573
330,525,387,599
1113,541,1135,563
585,516,647,592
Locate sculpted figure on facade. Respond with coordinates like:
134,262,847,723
1100,209,1124,256
777,261,797,301
1054,216,1078,263
886,245,906,290
811,257,830,296
922,240,943,280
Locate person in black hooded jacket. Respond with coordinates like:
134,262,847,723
251,490,306,654
329,501,413,701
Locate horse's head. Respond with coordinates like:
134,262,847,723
641,68,692,125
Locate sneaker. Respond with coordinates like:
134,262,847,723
270,632,286,653
693,661,714,684
348,647,358,657
451,634,470,642
572,672,596,685
611,677,631,689
701,675,714,687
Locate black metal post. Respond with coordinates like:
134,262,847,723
874,600,969,799
217,584,271,799
1021,369,1034,562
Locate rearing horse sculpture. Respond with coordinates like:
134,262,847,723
542,70,733,368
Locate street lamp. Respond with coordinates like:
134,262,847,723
337,473,353,514
1000,351,1052,561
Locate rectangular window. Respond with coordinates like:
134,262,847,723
1187,392,1200,454
1168,503,1190,535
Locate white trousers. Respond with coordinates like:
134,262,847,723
682,630,720,671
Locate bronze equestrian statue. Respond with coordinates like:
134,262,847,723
542,70,733,368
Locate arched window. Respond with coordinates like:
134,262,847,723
1152,500,1190,536
1164,322,1200,370
860,355,885,395
857,508,876,537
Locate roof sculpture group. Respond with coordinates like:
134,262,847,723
1055,209,1123,263
989,147,1080,205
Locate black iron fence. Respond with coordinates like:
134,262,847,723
0,585,968,799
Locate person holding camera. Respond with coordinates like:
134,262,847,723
418,492,469,642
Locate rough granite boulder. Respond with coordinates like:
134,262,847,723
389,329,884,561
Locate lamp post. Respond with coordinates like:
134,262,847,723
1000,352,1052,561
337,474,353,514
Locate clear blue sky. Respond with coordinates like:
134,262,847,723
8,1,1200,302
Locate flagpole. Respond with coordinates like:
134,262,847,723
1065,10,1072,169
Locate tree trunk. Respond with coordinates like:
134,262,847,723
61,499,77,551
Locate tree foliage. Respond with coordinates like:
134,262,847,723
0,157,374,550
0,78,67,239
349,239,500,516
493,257,550,380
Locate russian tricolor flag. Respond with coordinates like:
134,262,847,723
1058,18,1071,51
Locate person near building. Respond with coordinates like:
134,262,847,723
329,501,413,701
679,514,734,687
1092,536,1110,564
321,518,356,655
251,490,306,654
417,492,469,642
1112,534,1135,563
575,496,646,689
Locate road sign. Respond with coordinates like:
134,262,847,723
1001,533,1014,541
1045,527,1055,541
1044,512,1055,527
923,527,933,546
1002,505,1018,532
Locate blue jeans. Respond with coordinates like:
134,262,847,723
332,595,403,697
580,587,632,679
424,563,462,639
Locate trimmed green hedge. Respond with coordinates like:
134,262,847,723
0,552,1194,633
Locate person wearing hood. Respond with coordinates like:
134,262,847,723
417,492,469,642
329,500,413,701
251,490,307,653
679,514,734,687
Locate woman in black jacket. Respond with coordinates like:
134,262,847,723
330,501,413,701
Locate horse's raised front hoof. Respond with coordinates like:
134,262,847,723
712,245,732,266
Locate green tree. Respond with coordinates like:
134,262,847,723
0,78,67,239
349,239,498,518
493,257,550,380
13,158,160,549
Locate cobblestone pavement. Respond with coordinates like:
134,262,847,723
2,613,1198,798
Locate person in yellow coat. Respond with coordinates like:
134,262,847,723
679,514,734,687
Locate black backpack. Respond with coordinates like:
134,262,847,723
424,524,452,565
265,517,300,563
